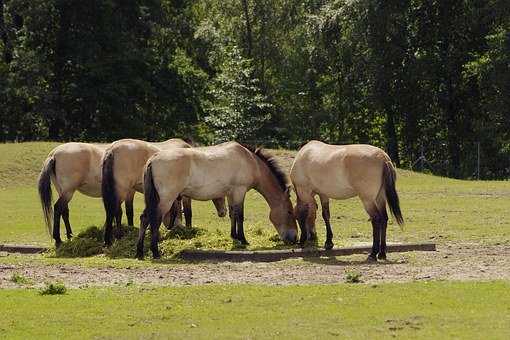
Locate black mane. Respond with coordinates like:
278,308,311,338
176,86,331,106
241,143,288,192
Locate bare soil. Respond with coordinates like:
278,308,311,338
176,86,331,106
1,243,509,288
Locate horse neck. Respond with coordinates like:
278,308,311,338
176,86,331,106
254,163,285,209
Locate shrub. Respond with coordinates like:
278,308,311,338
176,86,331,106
40,282,67,295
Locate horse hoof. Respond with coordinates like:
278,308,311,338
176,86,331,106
377,253,387,260
136,253,144,260
324,241,334,250
66,234,73,240
367,254,378,262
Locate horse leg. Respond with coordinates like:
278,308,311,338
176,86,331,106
103,201,120,246
294,199,309,245
171,196,183,227
182,197,192,228
150,200,174,259
319,195,334,250
234,204,248,245
213,197,227,217
230,189,248,245
361,197,382,261
62,203,73,240
378,208,389,260
163,200,179,229
52,198,65,247
125,192,135,227
136,211,149,260
114,205,124,239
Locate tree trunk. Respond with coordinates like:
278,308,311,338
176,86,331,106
241,0,252,58
0,0,12,63
386,111,400,166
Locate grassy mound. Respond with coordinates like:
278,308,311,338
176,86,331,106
49,223,289,259
52,225,145,258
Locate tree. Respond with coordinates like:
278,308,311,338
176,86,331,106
204,44,271,142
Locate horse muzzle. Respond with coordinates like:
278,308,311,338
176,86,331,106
282,229,298,244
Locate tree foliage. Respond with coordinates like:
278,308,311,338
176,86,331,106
1,0,509,178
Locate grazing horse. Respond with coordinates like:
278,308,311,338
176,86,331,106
101,138,226,246
37,142,124,247
137,142,298,259
290,140,404,261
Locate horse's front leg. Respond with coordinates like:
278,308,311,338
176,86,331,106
182,197,192,228
228,189,248,245
136,211,149,260
294,200,309,245
235,204,248,245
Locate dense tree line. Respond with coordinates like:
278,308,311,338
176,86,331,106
1,0,509,178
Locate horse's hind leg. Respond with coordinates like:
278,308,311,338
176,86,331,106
377,207,389,260
319,195,334,250
361,197,385,261
61,204,72,240
114,206,124,239
53,194,72,246
125,192,135,227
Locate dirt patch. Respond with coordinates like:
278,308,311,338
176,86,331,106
1,243,509,288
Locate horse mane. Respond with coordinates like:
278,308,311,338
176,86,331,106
240,143,288,192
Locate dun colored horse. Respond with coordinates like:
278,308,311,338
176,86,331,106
101,138,226,246
137,142,298,259
290,140,404,261
38,142,121,246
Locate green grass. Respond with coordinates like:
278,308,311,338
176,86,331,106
1,142,509,254
0,281,508,339
10,273,33,285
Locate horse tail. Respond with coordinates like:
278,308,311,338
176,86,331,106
38,155,55,236
144,161,160,230
382,161,404,226
101,149,118,223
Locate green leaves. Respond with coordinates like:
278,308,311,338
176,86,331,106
204,44,271,142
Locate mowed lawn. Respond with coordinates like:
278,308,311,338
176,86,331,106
1,281,509,339
0,142,509,247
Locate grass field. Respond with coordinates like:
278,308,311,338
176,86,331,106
0,142,509,251
1,281,509,339
1,142,510,339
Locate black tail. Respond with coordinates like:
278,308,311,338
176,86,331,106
383,162,404,226
38,156,55,236
144,162,160,230
101,149,118,223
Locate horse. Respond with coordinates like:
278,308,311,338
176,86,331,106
38,142,121,247
290,140,404,261
101,138,227,246
136,141,298,259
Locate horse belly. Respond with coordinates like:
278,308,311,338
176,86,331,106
311,169,356,200
182,181,227,201
77,182,102,197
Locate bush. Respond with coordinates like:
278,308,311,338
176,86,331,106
40,282,67,295
345,271,363,284
10,273,33,285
